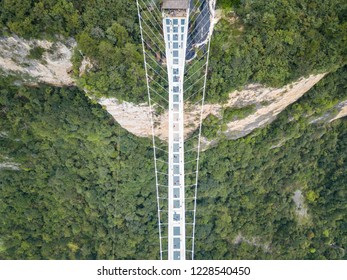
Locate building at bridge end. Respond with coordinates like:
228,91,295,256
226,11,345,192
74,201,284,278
162,0,189,17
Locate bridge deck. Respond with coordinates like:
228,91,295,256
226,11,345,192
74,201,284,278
163,13,189,260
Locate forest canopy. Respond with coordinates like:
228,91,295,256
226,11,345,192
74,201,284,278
1,0,346,103
0,67,346,260
208,0,347,102
0,0,346,260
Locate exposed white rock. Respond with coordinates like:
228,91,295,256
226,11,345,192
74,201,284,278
0,35,334,148
0,162,20,171
0,131,8,138
309,99,347,124
234,233,271,252
98,98,153,138
222,74,326,140
330,100,347,122
0,35,76,86
99,74,326,143
270,138,288,149
293,190,308,219
79,56,93,77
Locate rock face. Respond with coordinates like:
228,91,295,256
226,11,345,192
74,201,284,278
330,100,347,122
221,74,327,139
0,35,345,147
0,35,76,86
99,74,327,143
293,190,309,221
98,98,153,138
0,162,20,171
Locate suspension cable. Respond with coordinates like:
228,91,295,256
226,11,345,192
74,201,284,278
140,17,165,49
149,86,169,103
184,62,207,84
188,1,209,32
138,0,164,33
191,28,212,261
147,63,169,83
137,0,163,260
184,75,205,93
143,37,166,59
149,0,164,21
187,6,211,42
184,86,204,102
189,0,205,22
185,44,208,74
144,51,168,75
148,75,169,94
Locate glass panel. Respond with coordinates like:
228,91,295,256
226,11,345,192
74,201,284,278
173,34,178,41
173,42,179,49
173,86,179,93
173,26,178,33
173,59,179,64
173,95,179,102
173,76,179,82
173,251,180,260
174,238,180,249
173,227,180,235
173,165,179,174
173,188,180,198
173,19,178,25
173,50,179,57
181,27,184,33
181,19,185,25
166,19,171,25
167,27,170,33
173,176,180,186
173,154,179,163
173,143,179,152
173,200,180,208
173,104,179,111
173,68,179,74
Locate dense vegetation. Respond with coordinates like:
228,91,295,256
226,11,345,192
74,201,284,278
0,0,346,260
0,0,146,102
1,0,346,103
196,66,347,259
1,66,346,259
0,79,158,259
208,0,347,102
202,104,257,140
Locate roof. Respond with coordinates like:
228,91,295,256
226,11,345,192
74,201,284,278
162,0,189,10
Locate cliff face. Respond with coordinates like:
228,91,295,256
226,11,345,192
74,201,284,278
331,100,347,122
0,35,346,147
0,35,75,86
99,73,327,143
0,132,20,171
0,162,20,171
